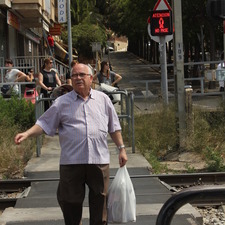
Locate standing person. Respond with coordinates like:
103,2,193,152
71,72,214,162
3,58,27,95
24,68,39,104
14,63,128,225
47,34,55,55
216,60,225,92
38,58,61,111
25,68,36,88
93,61,122,88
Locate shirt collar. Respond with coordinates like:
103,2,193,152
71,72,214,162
71,88,95,100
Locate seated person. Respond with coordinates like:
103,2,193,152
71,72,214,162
93,61,122,88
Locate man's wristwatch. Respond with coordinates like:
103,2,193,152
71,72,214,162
118,145,125,150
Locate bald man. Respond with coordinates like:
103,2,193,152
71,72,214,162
15,63,128,225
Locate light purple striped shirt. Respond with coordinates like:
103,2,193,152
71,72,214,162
36,89,121,165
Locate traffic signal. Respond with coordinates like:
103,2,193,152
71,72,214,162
207,0,225,19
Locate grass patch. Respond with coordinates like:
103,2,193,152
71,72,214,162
134,101,225,173
0,120,35,179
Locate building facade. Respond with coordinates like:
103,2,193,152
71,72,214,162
0,0,61,66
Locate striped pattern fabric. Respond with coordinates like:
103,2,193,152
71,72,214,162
36,89,121,165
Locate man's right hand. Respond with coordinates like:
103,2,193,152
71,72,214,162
14,124,44,145
15,132,28,145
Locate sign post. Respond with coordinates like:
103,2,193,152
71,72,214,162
148,0,173,105
92,42,101,71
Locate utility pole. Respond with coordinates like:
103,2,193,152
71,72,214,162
67,0,73,70
172,0,186,150
224,21,225,60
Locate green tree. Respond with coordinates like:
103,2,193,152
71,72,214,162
62,0,107,59
104,0,223,64
69,22,107,59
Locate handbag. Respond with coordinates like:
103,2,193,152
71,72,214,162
1,84,12,95
107,166,136,223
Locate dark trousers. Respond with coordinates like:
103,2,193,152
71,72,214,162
57,164,109,225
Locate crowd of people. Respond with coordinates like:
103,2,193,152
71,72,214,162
1,56,122,101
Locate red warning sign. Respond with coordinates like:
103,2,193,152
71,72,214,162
150,10,172,36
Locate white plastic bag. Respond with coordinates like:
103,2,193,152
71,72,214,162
107,166,136,223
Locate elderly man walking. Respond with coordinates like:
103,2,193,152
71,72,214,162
15,63,128,225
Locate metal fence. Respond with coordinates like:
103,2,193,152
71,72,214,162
130,60,225,99
12,56,69,80
0,56,69,84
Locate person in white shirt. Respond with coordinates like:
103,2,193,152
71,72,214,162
216,61,225,92
4,59,28,94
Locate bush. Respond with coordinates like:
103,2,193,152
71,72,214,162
0,96,36,179
0,96,35,130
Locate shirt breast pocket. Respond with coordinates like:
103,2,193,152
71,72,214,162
92,113,108,137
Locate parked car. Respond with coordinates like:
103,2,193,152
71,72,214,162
105,45,114,54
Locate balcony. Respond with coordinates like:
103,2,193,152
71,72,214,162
11,0,54,28
0,0,11,8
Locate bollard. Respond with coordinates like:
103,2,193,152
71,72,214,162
185,85,193,144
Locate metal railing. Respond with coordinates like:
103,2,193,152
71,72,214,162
130,77,224,99
35,90,135,156
0,81,37,99
156,185,225,225
12,56,69,79
0,66,33,84
105,90,135,153
0,66,38,99
130,60,225,99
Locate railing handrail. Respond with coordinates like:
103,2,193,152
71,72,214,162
13,55,69,68
131,60,224,68
156,185,225,225
130,77,224,98
11,56,69,81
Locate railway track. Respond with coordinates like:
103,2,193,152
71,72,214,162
0,173,225,210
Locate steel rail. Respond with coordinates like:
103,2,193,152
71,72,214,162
1,172,225,188
1,173,225,212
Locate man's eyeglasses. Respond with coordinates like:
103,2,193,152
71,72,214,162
71,73,91,79
49,61,53,64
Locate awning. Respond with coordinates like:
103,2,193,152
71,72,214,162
54,41,78,62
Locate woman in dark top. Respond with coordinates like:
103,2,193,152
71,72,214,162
38,58,61,111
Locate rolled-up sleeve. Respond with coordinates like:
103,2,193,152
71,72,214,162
36,101,60,136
